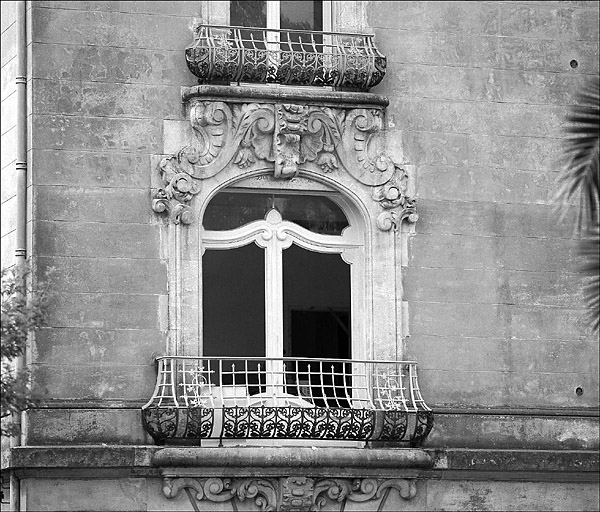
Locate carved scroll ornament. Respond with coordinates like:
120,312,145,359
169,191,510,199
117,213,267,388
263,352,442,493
162,476,417,511
152,100,416,229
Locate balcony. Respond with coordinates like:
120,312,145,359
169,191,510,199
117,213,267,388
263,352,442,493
142,356,433,446
185,25,387,91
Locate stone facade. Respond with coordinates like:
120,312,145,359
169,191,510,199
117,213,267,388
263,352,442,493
1,1,599,511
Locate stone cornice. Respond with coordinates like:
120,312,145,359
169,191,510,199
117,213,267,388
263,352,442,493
181,84,390,108
4,446,598,482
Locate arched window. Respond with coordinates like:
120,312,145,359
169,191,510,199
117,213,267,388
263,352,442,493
201,187,363,362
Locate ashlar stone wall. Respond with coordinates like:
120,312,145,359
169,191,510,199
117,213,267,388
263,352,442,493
367,1,599,423
2,0,598,448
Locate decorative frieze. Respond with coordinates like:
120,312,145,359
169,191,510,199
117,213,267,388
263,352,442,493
162,476,417,511
152,98,417,230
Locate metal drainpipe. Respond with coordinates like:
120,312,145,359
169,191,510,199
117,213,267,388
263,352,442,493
11,1,28,510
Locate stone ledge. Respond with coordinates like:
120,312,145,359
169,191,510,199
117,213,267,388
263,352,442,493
153,446,433,479
3,446,598,478
181,84,390,108
426,448,599,474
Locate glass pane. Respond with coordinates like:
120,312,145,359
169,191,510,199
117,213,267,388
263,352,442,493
203,192,349,234
203,244,265,358
283,245,351,407
230,0,267,49
230,0,266,28
281,1,323,52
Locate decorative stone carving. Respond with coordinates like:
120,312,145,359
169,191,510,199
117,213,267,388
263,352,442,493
152,99,417,230
151,149,202,225
162,476,418,511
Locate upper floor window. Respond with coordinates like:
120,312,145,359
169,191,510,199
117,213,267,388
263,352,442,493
186,0,385,89
230,0,329,52
230,1,326,31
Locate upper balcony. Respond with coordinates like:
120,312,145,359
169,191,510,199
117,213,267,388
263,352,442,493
142,356,433,446
185,24,387,91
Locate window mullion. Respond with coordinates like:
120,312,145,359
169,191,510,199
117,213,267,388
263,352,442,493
264,235,285,394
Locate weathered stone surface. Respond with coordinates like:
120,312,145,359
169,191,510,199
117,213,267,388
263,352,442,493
0,124,15,169
31,149,150,188
36,256,167,295
385,64,588,105
419,368,598,408
33,1,202,16
1,165,17,203
416,200,580,239
368,1,501,35
31,114,161,153
416,166,552,205
426,480,598,511
0,230,16,268
0,23,15,67
22,478,148,511
44,292,162,330
32,363,156,400
0,0,16,33
408,336,599,375
1,91,16,136
33,327,165,365
389,97,567,138
408,233,582,272
401,130,563,170
410,301,591,341
425,414,599,450
31,43,194,86
1,55,17,101
34,221,160,258
32,79,183,120
403,267,587,307
31,7,193,51
500,3,599,40
35,186,154,224
23,409,151,445
0,194,16,237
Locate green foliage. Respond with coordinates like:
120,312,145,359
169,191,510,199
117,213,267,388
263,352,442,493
557,75,600,333
1,263,54,437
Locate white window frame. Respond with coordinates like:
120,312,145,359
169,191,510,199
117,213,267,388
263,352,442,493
202,195,361,364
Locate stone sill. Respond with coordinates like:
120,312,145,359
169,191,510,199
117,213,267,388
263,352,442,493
181,84,389,108
3,446,598,483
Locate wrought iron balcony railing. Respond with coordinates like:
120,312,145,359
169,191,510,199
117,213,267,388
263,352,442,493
185,25,387,91
142,356,433,446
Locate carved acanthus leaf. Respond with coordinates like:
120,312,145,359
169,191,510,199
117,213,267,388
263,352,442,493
162,477,418,510
151,151,202,225
339,108,395,186
377,207,419,232
153,100,418,227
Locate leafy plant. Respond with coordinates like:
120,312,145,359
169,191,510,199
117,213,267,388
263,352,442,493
1,263,54,437
557,75,599,333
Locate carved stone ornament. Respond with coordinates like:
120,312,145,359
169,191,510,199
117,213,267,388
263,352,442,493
151,100,417,230
162,476,417,511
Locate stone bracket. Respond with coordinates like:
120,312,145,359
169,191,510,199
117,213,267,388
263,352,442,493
162,476,417,511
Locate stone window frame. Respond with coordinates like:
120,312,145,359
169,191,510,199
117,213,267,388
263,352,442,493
152,88,418,364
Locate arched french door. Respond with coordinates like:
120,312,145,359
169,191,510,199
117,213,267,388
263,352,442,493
201,189,362,365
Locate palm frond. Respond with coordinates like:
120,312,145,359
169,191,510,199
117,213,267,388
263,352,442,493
556,75,600,230
556,75,599,334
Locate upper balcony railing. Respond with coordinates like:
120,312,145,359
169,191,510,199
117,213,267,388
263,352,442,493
142,356,433,446
185,25,387,91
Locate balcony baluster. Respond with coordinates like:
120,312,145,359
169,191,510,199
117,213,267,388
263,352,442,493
142,356,433,446
185,25,387,91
